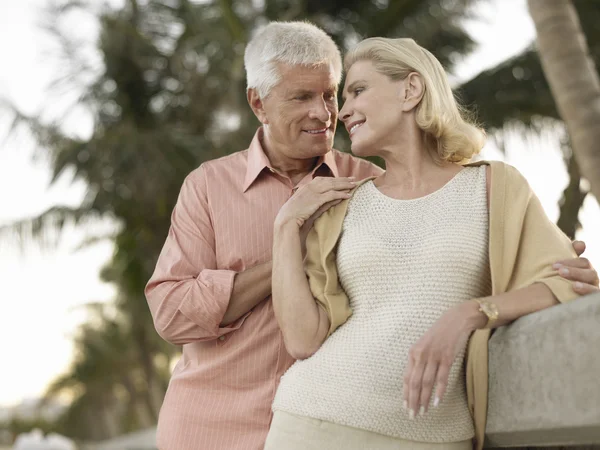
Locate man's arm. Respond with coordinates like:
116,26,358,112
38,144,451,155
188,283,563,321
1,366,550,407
145,167,270,345
221,260,272,325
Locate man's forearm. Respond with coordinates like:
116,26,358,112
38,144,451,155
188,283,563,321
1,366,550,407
220,260,273,325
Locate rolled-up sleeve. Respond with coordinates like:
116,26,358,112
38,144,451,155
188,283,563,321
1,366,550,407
145,166,245,345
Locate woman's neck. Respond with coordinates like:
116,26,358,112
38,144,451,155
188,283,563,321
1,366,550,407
376,127,459,197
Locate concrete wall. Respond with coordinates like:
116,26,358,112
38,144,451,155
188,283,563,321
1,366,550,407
485,292,600,449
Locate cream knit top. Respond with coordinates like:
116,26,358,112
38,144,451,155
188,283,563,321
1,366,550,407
272,166,492,443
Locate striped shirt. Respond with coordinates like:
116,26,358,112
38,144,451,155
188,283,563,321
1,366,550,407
145,128,382,450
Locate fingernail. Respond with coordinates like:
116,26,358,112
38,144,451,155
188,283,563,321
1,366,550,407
403,400,407,410
553,263,562,270
575,282,583,290
433,397,440,408
559,268,570,276
419,406,425,417
409,409,415,420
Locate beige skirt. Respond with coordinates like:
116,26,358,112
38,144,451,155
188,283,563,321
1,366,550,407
264,411,473,450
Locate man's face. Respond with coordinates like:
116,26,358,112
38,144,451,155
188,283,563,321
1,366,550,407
256,62,339,161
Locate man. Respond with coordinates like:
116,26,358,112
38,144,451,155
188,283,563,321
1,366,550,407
145,21,599,450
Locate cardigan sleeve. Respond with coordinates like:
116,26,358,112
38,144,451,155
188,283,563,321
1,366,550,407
501,166,578,303
304,207,353,337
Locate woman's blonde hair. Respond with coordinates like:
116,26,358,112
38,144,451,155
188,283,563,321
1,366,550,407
344,37,485,163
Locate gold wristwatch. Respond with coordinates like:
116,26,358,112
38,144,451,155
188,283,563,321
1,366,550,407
474,298,499,329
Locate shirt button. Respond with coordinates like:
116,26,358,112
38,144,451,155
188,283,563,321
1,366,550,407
218,336,226,341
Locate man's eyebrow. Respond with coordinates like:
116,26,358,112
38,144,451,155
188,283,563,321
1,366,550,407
342,80,366,100
287,89,313,97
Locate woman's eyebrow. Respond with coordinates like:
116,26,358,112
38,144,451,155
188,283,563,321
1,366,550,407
343,80,367,100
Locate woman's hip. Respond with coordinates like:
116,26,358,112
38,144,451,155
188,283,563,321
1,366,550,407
264,410,472,450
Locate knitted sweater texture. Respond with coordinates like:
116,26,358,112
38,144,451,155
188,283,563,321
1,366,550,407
273,166,491,442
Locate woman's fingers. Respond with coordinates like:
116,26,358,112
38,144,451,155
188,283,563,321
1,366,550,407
419,362,438,415
433,360,451,409
402,356,413,413
406,350,426,419
312,176,357,193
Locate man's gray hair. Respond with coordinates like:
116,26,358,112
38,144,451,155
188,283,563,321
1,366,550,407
244,21,343,98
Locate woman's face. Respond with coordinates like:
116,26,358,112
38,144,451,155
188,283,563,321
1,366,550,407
339,60,418,158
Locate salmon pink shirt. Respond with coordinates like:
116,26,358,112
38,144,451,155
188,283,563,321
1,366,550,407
145,128,382,450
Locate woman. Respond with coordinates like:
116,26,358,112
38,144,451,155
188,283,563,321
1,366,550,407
265,38,584,450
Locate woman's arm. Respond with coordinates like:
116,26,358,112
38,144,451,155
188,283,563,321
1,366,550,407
402,282,557,420
272,176,356,359
403,164,573,419
272,222,330,359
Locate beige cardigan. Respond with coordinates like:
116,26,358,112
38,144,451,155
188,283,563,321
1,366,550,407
304,160,578,450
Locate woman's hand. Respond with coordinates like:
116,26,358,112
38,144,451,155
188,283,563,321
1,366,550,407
275,176,356,255
275,176,356,229
403,301,484,419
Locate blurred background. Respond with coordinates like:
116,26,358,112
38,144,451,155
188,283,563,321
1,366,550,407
0,0,599,447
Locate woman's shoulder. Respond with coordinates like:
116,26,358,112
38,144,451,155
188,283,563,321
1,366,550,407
312,176,377,233
465,159,531,187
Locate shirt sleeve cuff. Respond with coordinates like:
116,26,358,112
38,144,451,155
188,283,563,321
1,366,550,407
179,269,249,338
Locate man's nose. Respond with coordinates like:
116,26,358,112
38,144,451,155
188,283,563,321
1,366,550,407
309,98,331,122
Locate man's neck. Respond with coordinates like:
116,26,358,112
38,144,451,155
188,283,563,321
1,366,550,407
261,130,319,184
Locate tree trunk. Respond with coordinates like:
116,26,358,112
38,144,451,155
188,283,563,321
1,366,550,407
557,145,588,239
528,0,600,202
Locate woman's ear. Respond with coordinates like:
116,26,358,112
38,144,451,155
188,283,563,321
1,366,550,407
247,88,269,124
401,72,425,112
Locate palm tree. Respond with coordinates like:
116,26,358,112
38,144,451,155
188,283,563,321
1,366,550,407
44,304,164,440
458,0,600,238
527,0,600,202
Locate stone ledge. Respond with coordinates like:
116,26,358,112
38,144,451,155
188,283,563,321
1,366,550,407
485,292,600,448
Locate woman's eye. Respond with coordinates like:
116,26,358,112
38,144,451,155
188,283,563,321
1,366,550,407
354,88,364,96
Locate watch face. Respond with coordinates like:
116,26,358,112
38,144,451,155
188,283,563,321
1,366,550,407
481,301,499,319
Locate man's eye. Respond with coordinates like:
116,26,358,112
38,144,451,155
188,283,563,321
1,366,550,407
295,95,311,101
325,93,337,101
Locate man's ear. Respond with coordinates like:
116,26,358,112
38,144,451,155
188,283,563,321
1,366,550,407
247,88,269,124
401,72,425,112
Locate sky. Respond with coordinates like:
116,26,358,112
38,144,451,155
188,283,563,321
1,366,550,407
0,0,599,408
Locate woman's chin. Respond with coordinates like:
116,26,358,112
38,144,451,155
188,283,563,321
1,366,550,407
350,141,372,158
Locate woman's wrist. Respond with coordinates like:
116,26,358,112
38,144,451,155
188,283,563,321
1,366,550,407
459,299,489,332
274,217,301,237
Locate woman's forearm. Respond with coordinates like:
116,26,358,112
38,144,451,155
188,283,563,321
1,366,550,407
463,282,560,331
272,222,329,359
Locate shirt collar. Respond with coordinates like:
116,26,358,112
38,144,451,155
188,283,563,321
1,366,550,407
243,128,272,192
243,127,340,192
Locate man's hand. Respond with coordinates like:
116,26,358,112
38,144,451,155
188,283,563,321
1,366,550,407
554,240,599,295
